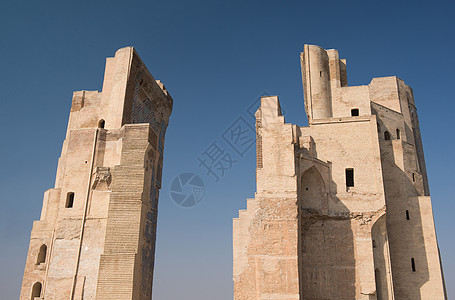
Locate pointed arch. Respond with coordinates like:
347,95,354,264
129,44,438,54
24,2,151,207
299,165,355,298
300,166,326,211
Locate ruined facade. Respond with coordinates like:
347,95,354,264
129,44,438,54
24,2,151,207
233,45,447,299
20,47,172,300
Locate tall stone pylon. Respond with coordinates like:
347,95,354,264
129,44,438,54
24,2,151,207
20,47,173,300
233,45,447,299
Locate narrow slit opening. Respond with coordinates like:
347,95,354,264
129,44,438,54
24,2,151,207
346,168,354,187
66,192,75,208
36,244,47,265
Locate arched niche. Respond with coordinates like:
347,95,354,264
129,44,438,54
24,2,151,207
384,131,391,140
31,282,42,300
300,166,326,212
36,244,47,265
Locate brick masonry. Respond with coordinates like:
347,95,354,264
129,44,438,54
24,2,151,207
20,47,172,300
233,45,447,300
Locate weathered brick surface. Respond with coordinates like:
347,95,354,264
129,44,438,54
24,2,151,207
20,47,172,300
234,45,446,300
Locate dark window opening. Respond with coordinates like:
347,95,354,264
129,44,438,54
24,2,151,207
346,168,354,187
31,282,42,300
372,240,376,248
412,173,416,182
36,244,47,265
396,129,401,140
406,210,410,220
411,258,416,272
384,131,391,140
66,192,75,208
320,71,323,77
351,109,359,116
98,119,105,129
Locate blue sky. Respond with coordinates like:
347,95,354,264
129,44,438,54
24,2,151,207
1,0,454,299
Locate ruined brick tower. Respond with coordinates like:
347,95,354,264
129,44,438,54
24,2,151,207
233,45,447,299
20,48,172,300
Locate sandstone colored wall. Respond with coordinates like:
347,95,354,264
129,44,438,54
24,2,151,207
234,97,300,300
234,45,446,300
372,79,444,299
20,47,172,300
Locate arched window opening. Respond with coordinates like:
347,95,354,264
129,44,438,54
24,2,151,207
351,109,359,116
406,210,410,220
412,173,416,182
66,192,75,208
300,167,326,211
377,122,381,134
384,131,391,140
396,128,401,140
31,282,42,300
320,71,323,77
36,244,47,265
411,258,416,272
346,168,354,188
98,119,105,129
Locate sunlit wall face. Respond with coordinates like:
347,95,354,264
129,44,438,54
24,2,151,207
0,1,453,299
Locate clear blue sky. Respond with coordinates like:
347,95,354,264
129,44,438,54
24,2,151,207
1,0,454,299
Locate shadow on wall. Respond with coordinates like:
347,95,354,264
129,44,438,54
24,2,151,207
372,214,390,300
380,139,430,299
298,166,356,299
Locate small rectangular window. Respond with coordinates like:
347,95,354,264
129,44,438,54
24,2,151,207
351,109,359,116
66,192,75,208
346,168,354,187
411,258,416,272
406,210,410,220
